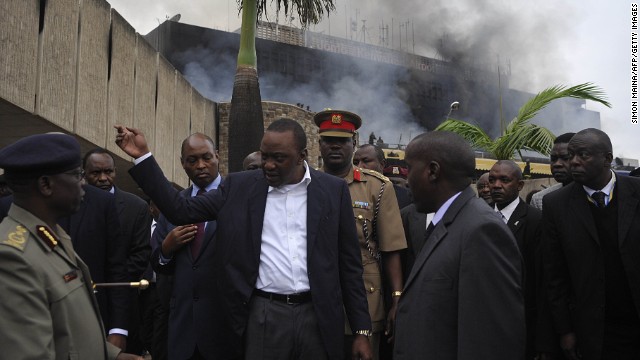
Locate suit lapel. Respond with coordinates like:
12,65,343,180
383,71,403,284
113,187,126,217
306,171,326,258
410,211,426,255
617,177,639,247
68,196,88,246
568,183,599,245
249,175,268,262
507,200,527,249
404,188,474,290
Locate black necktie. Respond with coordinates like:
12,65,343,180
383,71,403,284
191,189,206,258
424,222,435,243
591,191,606,208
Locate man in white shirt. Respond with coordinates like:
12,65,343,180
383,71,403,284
114,119,372,360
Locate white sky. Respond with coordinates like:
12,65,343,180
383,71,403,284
107,0,640,163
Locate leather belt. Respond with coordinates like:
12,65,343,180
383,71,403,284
254,289,312,305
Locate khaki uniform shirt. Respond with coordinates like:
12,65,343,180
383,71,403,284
0,204,121,360
344,166,407,332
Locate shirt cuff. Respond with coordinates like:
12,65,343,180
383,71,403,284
133,152,152,165
159,251,173,265
108,328,129,336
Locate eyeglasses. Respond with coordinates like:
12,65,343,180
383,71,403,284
64,169,85,182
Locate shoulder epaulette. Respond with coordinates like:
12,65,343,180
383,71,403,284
361,168,390,182
1,224,29,251
36,225,58,250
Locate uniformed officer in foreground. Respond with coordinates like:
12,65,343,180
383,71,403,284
315,110,407,359
0,133,142,360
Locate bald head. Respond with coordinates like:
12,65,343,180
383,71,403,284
405,131,475,213
489,160,524,209
406,131,476,189
243,151,262,171
567,128,613,189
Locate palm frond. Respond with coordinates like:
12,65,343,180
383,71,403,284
493,124,556,160
509,82,611,131
435,119,494,154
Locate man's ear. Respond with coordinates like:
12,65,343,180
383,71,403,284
604,152,613,167
299,148,308,164
517,180,525,191
428,161,440,181
37,176,53,197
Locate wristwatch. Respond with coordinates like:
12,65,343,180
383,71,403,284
354,329,372,337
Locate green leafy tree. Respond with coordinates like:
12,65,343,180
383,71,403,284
228,0,336,172
435,83,611,160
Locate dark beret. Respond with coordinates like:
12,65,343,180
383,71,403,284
0,133,82,179
630,167,640,177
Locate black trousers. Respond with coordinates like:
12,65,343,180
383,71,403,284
244,295,328,360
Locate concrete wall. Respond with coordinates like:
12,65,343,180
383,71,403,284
217,102,320,176
0,0,216,189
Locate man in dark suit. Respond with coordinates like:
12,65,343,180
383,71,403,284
399,204,430,283
114,119,372,359
58,184,130,345
150,133,222,359
489,160,543,359
543,128,640,359
394,131,524,360
83,149,152,353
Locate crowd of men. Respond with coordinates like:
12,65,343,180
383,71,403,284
1,111,640,360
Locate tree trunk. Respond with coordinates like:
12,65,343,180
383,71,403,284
228,0,264,173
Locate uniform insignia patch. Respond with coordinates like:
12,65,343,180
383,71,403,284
353,201,370,209
331,114,342,124
2,225,28,251
36,226,58,249
63,270,78,282
353,168,362,181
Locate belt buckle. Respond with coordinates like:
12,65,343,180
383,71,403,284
286,294,294,305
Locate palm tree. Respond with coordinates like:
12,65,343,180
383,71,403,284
227,0,336,172
435,83,611,160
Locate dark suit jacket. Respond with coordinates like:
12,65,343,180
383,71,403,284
393,184,412,209
59,185,130,331
399,203,427,282
113,187,151,281
151,186,219,360
543,175,640,359
506,199,545,357
1,186,130,331
394,187,525,359
129,157,371,359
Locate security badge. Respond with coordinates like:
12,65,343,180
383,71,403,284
353,201,370,210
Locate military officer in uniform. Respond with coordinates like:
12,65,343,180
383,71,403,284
315,110,407,360
0,133,142,360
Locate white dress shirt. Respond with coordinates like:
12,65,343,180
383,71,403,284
583,170,616,206
256,161,312,294
494,196,520,223
431,191,462,226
